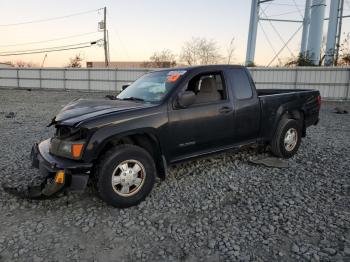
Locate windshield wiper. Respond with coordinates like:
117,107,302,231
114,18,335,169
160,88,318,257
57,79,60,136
121,97,145,102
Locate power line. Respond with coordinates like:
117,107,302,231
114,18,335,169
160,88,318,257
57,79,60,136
0,44,96,56
0,40,101,56
0,8,103,27
106,13,131,60
0,40,100,54
0,31,99,47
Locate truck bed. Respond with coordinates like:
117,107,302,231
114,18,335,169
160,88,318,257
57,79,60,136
256,88,320,141
257,89,311,96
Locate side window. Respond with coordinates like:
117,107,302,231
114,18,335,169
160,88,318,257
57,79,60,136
227,69,253,99
186,72,227,105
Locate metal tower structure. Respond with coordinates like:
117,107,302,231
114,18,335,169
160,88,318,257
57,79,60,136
245,0,347,66
301,0,311,55
307,0,326,65
324,0,340,65
245,0,260,65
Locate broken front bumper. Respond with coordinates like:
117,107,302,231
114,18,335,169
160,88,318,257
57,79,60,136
6,139,93,199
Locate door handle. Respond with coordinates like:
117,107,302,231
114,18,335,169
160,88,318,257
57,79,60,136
219,106,233,114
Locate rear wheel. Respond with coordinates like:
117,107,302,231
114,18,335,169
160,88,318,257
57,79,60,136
270,118,302,158
97,144,156,208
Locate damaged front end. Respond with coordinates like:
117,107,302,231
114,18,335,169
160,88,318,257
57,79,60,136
3,97,128,199
4,136,92,200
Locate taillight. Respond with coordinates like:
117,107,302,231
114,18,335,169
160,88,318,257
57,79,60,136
317,95,321,110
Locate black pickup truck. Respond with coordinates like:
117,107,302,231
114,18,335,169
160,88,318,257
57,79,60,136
20,65,321,207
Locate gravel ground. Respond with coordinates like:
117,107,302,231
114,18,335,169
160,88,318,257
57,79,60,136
0,89,349,262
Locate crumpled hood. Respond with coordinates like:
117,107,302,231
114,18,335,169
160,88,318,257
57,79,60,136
52,98,149,125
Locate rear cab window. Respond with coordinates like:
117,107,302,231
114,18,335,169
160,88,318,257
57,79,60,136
226,69,253,100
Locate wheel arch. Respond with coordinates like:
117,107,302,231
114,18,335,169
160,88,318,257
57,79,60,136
272,106,306,140
94,129,166,179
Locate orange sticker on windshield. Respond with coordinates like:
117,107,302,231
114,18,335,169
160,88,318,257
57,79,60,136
166,70,186,83
167,74,181,82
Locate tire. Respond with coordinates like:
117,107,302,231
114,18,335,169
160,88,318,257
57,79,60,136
97,144,156,208
270,118,302,158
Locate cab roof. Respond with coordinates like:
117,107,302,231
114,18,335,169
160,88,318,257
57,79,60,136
155,64,246,73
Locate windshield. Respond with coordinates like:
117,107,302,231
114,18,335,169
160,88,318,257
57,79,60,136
117,70,186,103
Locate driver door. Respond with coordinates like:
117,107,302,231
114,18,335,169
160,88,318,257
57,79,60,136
167,71,235,162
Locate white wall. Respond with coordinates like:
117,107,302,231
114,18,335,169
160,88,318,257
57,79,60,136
249,67,350,100
0,67,349,100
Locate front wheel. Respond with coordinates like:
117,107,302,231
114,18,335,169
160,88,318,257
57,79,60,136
270,118,302,158
97,145,156,208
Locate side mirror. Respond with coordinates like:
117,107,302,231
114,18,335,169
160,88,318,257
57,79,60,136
122,84,130,91
177,91,196,108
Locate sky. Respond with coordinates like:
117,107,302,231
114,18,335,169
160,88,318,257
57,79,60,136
0,0,349,67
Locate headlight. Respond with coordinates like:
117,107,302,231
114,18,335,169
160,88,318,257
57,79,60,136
50,138,85,160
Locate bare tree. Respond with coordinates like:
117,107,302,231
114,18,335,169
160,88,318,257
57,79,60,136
337,32,350,66
180,37,223,65
319,35,327,65
284,52,314,67
16,60,27,68
287,32,350,66
2,61,15,67
67,54,83,68
283,35,327,67
143,49,177,68
8,60,38,67
226,37,236,64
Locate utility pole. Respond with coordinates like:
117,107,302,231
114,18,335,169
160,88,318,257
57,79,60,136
103,6,109,67
107,30,111,63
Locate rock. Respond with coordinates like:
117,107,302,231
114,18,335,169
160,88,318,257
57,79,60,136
272,215,279,221
292,244,300,254
82,226,89,233
312,253,320,261
33,255,43,262
208,240,216,249
323,247,337,256
5,112,16,118
228,183,238,192
124,221,134,228
344,247,350,255
0,90,349,262
232,245,240,251
333,107,348,114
